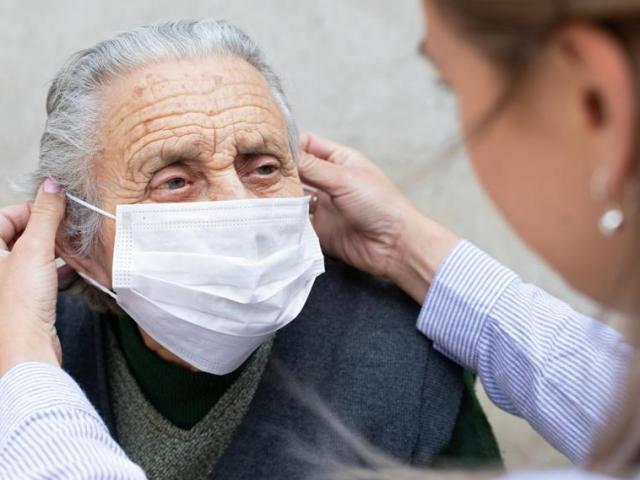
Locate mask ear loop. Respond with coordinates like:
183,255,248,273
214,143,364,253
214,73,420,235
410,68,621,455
65,193,118,299
66,193,116,220
77,271,117,300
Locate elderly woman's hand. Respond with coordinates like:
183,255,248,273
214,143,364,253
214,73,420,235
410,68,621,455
299,134,459,304
0,179,66,376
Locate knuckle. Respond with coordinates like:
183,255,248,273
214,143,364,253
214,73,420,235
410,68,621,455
0,215,11,234
15,235,40,254
31,201,59,218
299,153,316,170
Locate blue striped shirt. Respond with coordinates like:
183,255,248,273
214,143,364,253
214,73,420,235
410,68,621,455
0,362,145,479
418,240,632,466
0,240,631,478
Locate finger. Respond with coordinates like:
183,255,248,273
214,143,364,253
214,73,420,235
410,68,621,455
16,178,65,261
0,203,32,248
300,133,352,165
298,152,347,196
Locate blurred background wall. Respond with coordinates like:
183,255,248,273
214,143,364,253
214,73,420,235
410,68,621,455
0,0,596,471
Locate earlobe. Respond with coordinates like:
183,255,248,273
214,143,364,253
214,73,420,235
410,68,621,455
55,234,108,287
55,234,79,271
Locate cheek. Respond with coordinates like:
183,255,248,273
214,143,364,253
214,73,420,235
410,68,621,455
476,111,571,236
281,169,304,197
465,109,612,296
283,180,304,198
466,98,587,240
456,86,530,218
467,121,543,221
258,165,304,199
456,80,567,240
96,219,117,282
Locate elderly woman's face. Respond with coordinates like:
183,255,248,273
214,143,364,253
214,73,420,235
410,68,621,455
81,57,302,365
94,57,301,272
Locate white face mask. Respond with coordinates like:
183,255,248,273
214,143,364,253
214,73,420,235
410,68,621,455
66,194,325,375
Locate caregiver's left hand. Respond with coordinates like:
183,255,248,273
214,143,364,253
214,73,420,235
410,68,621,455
299,134,458,304
0,179,66,375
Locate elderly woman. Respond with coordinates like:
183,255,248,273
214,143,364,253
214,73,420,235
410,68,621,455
0,19,499,479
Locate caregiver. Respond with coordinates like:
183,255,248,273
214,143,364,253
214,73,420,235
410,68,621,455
298,0,638,477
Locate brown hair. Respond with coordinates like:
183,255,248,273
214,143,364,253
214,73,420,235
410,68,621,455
432,0,640,476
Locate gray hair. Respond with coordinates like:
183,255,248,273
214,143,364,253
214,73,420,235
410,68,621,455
32,18,299,258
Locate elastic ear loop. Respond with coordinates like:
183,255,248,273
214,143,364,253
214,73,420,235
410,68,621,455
66,193,116,220
77,271,117,300
66,193,117,299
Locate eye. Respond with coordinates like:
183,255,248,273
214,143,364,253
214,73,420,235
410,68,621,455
148,163,202,202
162,177,187,190
255,165,278,175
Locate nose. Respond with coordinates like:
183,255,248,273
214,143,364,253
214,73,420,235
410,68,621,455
204,168,256,202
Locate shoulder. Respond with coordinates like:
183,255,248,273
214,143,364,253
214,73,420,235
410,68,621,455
305,257,422,330
269,257,465,463
279,257,457,383
55,292,104,382
56,292,103,348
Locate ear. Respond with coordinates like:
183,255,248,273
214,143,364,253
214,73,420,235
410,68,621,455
554,23,637,202
55,232,112,288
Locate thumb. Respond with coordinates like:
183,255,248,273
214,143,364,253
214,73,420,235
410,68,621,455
18,178,66,261
299,152,345,196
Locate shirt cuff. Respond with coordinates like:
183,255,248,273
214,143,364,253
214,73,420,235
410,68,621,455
417,240,519,371
0,362,105,442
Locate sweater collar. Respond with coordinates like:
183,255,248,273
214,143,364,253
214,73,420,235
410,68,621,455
110,315,242,429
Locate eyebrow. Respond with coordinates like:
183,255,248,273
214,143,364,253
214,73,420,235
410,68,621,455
128,142,203,176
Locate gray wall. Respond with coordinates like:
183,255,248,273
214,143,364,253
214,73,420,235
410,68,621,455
0,0,593,471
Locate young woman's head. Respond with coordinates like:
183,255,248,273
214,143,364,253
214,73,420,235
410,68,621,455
420,0,640,474
422,0,640,313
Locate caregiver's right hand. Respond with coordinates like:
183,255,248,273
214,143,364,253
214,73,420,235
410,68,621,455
299,133,459,304
0,178,65,375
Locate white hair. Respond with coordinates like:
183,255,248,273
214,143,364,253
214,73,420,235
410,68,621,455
32,18,299,257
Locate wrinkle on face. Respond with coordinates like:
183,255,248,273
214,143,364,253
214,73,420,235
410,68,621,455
95,57,298,209
88,55,302,282
81,56,302,369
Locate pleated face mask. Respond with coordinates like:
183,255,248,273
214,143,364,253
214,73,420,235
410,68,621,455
66,194,325,374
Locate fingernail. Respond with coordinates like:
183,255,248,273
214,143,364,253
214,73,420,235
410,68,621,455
43,177,61,194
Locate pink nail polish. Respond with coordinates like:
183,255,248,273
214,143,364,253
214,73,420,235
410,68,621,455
43,178,61,194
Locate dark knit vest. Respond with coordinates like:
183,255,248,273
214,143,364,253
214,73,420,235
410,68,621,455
56,258,501,479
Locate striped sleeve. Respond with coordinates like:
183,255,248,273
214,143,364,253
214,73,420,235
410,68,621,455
0,362,146,479
417,240,632,465
500,469,616,479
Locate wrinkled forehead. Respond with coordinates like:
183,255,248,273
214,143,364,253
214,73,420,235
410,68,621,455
98,57,290,170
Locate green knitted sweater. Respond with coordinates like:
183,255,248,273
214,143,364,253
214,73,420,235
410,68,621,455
106,316,501,479
106,317,273,480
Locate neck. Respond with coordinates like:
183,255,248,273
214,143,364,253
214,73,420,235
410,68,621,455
110,315,242,429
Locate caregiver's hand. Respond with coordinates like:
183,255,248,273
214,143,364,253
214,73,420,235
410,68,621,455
299,134,458,304
0,179,65,376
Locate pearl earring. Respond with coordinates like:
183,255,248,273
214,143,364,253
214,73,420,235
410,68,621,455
598,207,625,236
591,168,625,236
